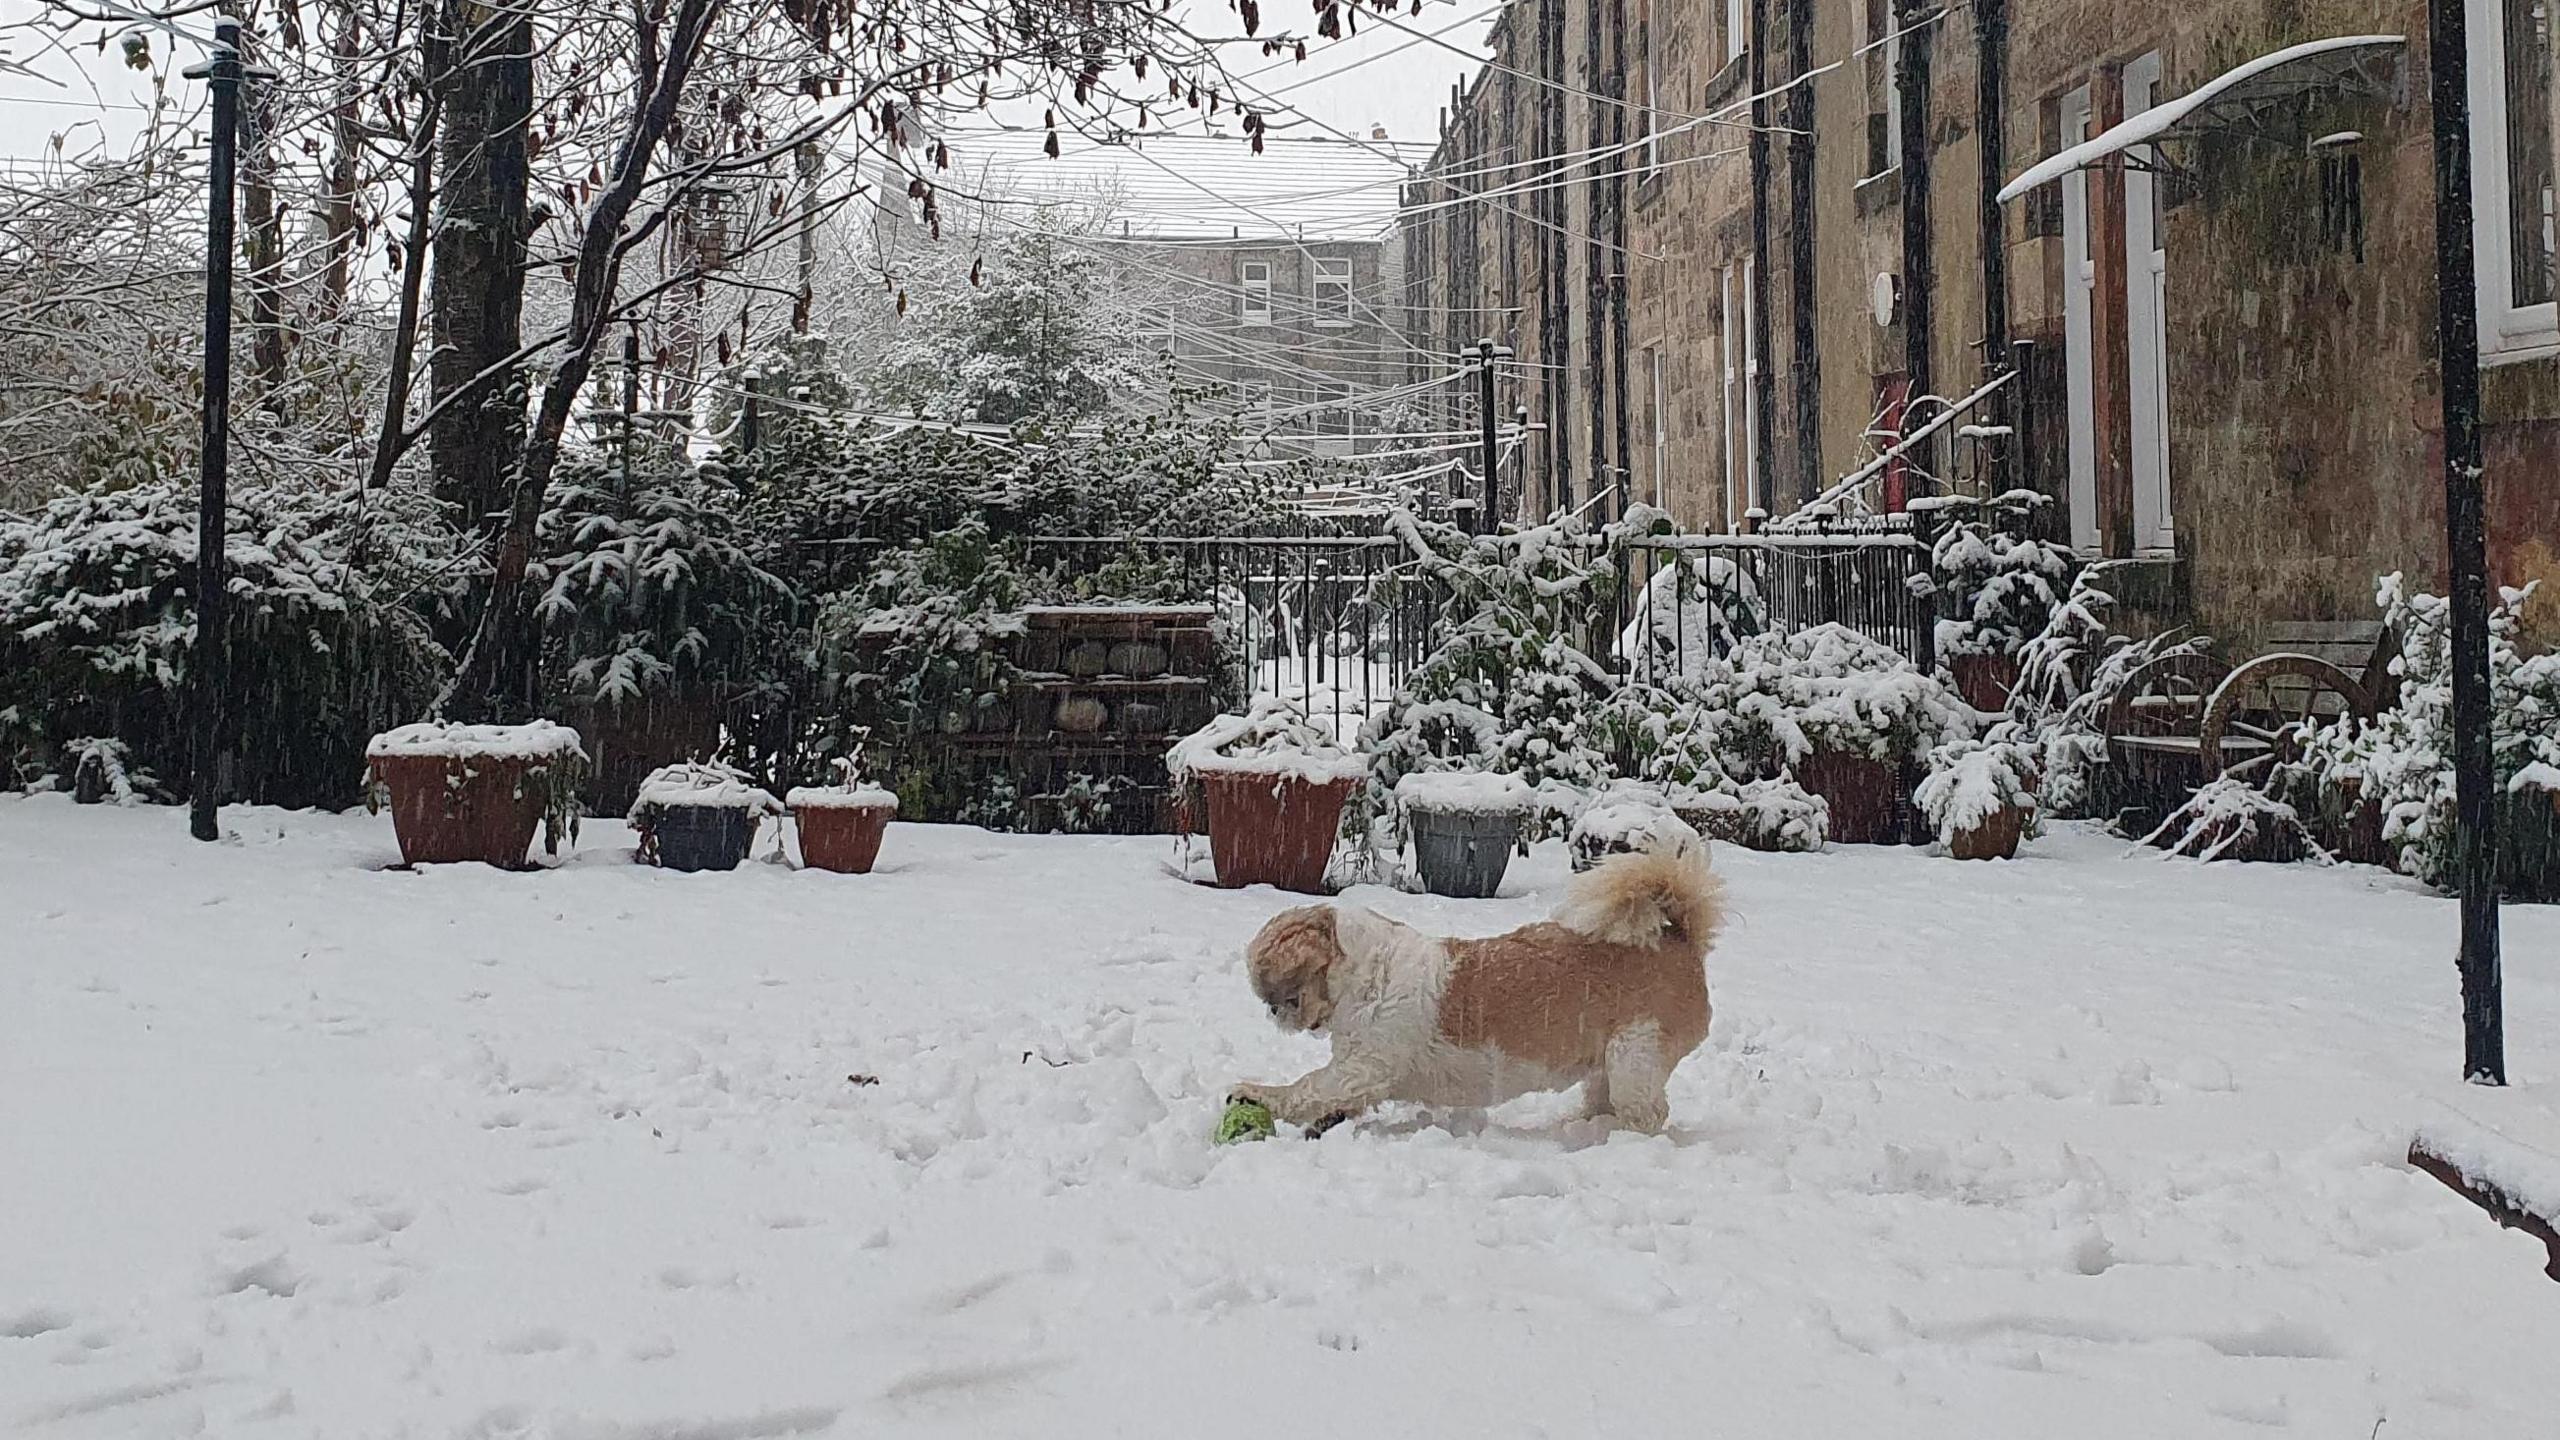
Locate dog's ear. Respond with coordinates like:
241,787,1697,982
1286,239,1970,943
1247,906,1342,1029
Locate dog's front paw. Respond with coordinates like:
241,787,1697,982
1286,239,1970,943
1225,1082,1280,1109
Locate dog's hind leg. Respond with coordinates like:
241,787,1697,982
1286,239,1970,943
1601,1022,1671,1134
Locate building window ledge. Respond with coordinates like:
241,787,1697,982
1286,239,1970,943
1854,167,1902,217
1704,52,1749,109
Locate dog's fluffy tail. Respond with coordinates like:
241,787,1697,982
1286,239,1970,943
1554,839,1725,951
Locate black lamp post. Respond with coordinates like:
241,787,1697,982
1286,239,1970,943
181,16,252,843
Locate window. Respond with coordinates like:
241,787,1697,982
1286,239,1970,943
1239,380,1272,424
1312,257,1353,325
1639,0,1661,181
1862,0,1902,180
1648,348,1668,509
1725,0,1745,63
2469,0,2558,360
1319,381,1352,436
1139,307,1173,357
1238,259,1273,325
1721,261,1759,526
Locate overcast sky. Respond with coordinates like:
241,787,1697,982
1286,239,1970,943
0,0,1494,165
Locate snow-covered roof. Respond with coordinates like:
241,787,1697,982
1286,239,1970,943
1997,35,2405,203
939,131,1426,241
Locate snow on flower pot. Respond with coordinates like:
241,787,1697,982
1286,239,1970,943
788,783,900,874
1567,781,1700,872
630,762,782,872
1792,748,1903,845
1169,695,1364,894
1198,766,1360,893
1915,740,2041,861
1396,770,1532,898
364,721,589,868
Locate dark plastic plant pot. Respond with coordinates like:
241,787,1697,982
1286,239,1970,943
369,754,548,868
1794,749,1904,845
794,803,894,874
1407,805,1521,898
645,805,762,872
1200,768,1355,894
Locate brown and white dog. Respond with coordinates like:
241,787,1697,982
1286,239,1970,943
1229,840,1725,1135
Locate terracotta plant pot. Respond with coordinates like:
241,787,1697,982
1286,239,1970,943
1200,768,1356,894
1949,653,2023,715
1948,805,2027,860
790,788,899,874
1793,749,1903,845
368,753,549,868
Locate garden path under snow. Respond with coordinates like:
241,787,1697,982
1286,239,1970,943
7,795,2560,1437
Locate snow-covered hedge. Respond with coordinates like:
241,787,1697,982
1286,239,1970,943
0,478,452,808
1679,776,1829,853
1701,622,1975,774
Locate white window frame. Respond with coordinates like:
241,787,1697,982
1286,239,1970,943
1725,0,1745,64
1239,259,1273,326
1862,0,1903,181
1721,260,1760,526
2468,0,2560,362
1648,347,1668,509
1639,0,1662,181
1311,257,1353,326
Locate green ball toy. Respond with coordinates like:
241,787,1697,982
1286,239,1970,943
1215,1097,1277,1145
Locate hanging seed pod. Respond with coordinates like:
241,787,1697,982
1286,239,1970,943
896,290,908,317
1295,40,1307,61
717,333,732,364
1134,54,1148,81
1044,129,1061,158
1239,0,1259,34
970,257,983,286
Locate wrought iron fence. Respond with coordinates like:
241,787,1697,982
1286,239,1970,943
1616,532,1939,687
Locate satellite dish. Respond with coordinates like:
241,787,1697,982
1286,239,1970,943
1871,272,1900,328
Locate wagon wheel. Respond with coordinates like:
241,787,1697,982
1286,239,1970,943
2200,654,2376,778
2103,651,2230,748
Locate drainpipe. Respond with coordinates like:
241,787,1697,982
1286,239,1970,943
1748,0,1778,516
1896,0,1935,490
1976,0,2011,496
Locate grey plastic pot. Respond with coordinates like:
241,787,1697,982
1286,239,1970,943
1407,805,1522,899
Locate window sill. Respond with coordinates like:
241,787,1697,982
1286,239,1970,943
1854,168,1902,217
1311,319,1354,330
2481,337,2560,368
1635,171,1666,210
1704,52,1749,109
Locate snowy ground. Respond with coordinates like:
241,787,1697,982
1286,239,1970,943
8,795,2560,1439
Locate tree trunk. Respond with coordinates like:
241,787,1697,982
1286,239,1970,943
444,0,720,721
429,0,533,538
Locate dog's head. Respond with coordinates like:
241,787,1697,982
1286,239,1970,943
1245,905,1345,1034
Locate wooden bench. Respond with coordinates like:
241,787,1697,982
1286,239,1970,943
2103,621,2391,805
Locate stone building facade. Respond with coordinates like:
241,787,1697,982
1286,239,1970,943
1402,0,2560,646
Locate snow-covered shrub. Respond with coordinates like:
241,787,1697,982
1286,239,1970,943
630,761,783,820
1567,780,1699,871
64,735,159,805
1930,494,2078,663
812,519,1027,818
2306,575,2560,899
1678,776,1829,852
2141,778,2314,864
1618,552,1768,683
0,478,453,809
534,461,793,712
1360,508,1650,830
2000,568,2213,819
1168,691,1363,786
1699,622,1974,777
1915,739,2042,849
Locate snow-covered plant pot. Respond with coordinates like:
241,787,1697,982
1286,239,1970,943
2141,778,2314,864
1395,770,1532,898
364,721,589,868
1674,777,1829,853
1171,696,1364,893
1567,781,1700,872
787,781,900,874
630,762,782,873
1704,623,1973,845
1915,741,2042,861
